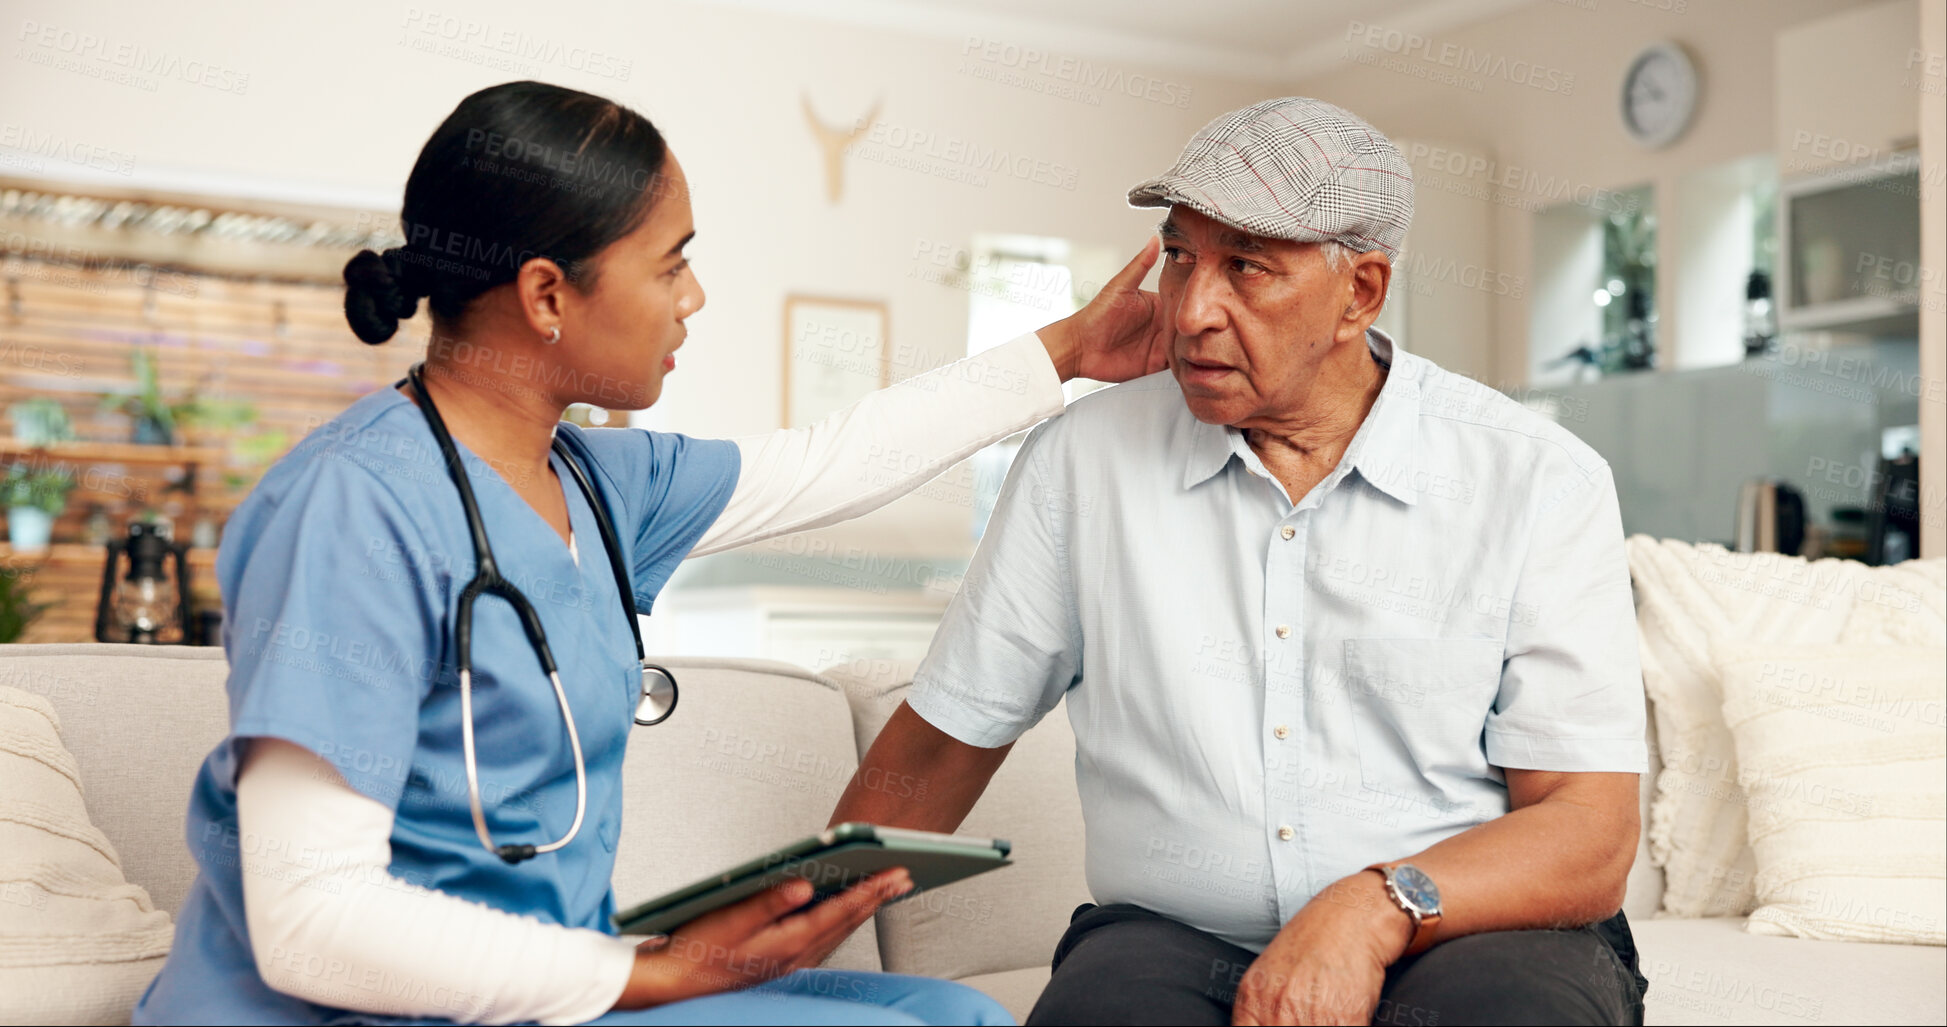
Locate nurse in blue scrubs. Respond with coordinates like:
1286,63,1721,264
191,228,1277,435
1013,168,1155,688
131,80,1168,1026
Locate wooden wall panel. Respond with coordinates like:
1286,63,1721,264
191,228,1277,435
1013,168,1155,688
2,253,425,642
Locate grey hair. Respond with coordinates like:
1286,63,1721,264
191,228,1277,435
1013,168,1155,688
1319,241,1384,272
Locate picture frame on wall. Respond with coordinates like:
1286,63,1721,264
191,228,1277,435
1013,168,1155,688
781,294,889,428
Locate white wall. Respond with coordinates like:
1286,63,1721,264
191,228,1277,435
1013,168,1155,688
1287,0,1880,385
1671,155,1771,371
1384,138,1498,375
1528,201,1605,386
1,0,1272,558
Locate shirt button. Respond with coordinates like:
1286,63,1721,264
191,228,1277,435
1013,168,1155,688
1278,825,1295,841
1275,625,1291,639
1273,724,1290,739
1280,525,1296,541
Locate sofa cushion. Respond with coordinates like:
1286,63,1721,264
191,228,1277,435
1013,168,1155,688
0,684,175,1025
826,658,1089,983
1634,916,1946,1025
0,646,882,974
1625,540,1945,918
0,644,230,919
1717,644,1945,945
611,657,879,972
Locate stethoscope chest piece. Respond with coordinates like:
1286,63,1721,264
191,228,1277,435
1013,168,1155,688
636,663,679,726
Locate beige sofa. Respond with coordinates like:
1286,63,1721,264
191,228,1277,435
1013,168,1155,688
7,643,1943,1025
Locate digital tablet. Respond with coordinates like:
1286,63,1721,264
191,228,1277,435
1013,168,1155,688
612,823,1012,937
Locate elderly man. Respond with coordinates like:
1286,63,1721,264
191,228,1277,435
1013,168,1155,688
831,97,1648,1026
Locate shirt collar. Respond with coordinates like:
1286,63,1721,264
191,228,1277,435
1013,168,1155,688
1181,413,1236,491
1347,327,1423,505
1179,327,1423,505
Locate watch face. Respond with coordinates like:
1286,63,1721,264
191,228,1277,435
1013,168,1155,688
1392,865,1441,914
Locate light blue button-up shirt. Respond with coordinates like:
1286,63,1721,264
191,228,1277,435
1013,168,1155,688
909,328,1646,952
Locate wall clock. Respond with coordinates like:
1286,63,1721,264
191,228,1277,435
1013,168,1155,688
1621,42,1698,149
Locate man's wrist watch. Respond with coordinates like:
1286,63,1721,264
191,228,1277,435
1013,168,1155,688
1366,861,1443,956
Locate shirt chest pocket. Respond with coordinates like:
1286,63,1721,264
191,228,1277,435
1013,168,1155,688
1341,638,1503,798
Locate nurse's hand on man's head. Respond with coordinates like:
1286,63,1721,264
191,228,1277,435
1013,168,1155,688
611,867,914,1010
1038,237,1173,385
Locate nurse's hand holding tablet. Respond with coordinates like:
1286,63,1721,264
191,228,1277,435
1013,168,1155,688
618,870,911,1005
131,80,1168,1027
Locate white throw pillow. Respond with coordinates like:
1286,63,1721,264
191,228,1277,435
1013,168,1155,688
1716,644,1945,945
1625,538,1944,917
0,685,175,1025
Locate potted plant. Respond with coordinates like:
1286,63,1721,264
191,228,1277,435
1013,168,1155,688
100,348,257,445
3,462,76,553
0,565,52,643
101,347,175,444
9,397,76,446
172,366,258,446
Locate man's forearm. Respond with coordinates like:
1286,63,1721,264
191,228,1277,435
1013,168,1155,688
1235,774,1639,1026
1350,772,1640,948
829,700,1013,832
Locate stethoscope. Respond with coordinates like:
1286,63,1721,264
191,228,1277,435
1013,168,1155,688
406,362,680,865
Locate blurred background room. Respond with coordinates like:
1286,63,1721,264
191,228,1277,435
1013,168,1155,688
0,0,1940,659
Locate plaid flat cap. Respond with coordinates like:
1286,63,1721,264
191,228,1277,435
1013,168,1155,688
1128,96,1414,259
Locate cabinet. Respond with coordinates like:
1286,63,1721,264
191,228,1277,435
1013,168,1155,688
1778,160,1923,335
1773,0,1924,338
1775,0,1922,180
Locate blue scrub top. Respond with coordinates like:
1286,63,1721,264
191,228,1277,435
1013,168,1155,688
133,381,740,1025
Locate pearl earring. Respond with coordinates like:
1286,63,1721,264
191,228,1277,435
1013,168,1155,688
546,325,561,345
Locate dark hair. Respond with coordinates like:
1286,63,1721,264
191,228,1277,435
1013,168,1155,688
344,80,670,344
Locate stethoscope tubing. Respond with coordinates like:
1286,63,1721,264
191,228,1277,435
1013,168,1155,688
406,362,668,864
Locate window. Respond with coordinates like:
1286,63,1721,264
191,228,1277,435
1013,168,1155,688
962,234,1119,537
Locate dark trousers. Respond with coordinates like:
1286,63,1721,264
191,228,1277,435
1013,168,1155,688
1026,903,1648,1026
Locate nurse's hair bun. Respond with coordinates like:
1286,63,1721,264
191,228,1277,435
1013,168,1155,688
343,247,425,345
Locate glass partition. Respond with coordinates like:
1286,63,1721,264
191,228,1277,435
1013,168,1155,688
1529,185,1656,386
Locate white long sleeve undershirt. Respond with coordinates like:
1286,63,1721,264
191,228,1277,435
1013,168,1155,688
694,332,1064,556
235,333,1065,1024
237,739,641,1025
